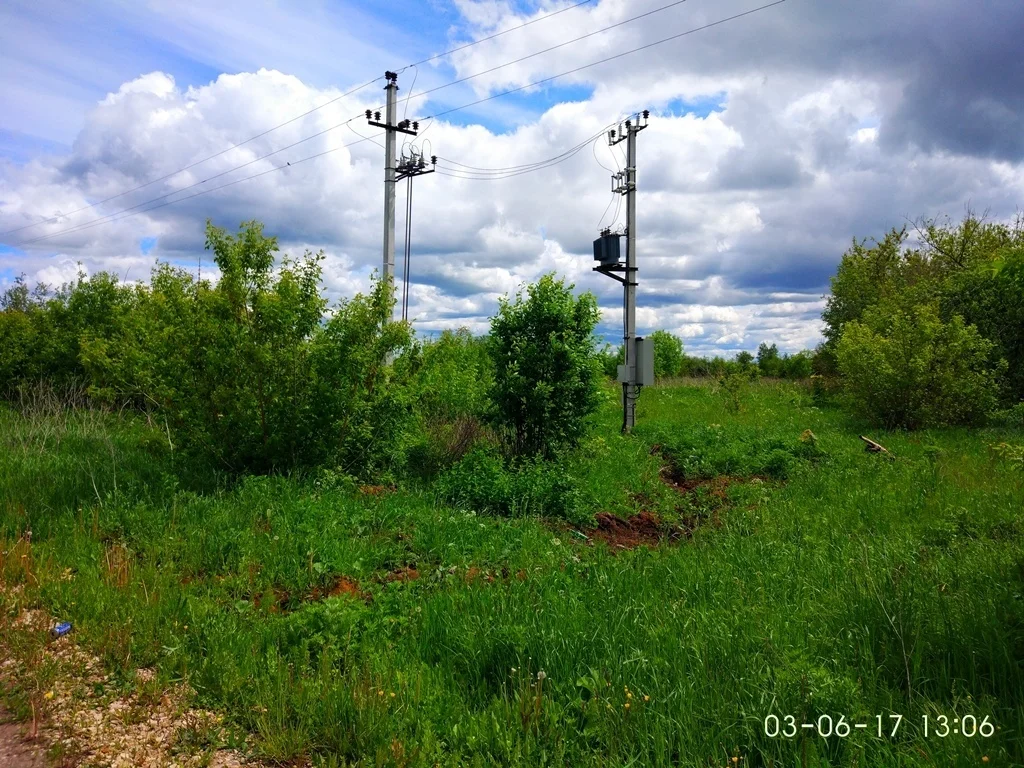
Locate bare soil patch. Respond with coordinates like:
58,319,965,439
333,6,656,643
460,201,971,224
590,511,687,550
0,707,46,768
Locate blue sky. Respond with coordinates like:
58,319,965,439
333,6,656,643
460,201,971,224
2,0,1022,354
0,0,594,160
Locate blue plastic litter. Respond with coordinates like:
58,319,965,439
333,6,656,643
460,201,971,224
51,622,72,638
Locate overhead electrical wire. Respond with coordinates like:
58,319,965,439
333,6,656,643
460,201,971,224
433,126,615,180
10,0,787,244
396,0,595,73
2,0,597,238
399,0,694,110
417,0,787,122
18,135,382,244
0,80,381,237
15,114,369,245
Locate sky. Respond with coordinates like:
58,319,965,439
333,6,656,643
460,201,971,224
1,0,1022,355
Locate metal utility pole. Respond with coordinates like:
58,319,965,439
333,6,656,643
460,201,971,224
396,147,437,322
593,110,650,433
366,72,419,312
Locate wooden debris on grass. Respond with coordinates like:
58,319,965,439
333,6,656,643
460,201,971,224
859,435,895,458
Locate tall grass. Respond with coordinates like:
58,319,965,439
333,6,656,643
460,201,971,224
1,381,1022,766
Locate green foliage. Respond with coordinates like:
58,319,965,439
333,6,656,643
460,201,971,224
718,369,754,412
4,381,1024,766
756,342,781,376
488,273,602,458
991,402,1024,429
823,213,1024,413
403,328,493,425
990,442,1024,470
648,330,683,379
7,220,414,476
837,304,1003,428
0,270,139,392
594,343,623,379
435,447,585,522
941,246,1024,399
822,227,917,348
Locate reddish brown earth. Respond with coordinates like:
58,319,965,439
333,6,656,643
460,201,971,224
383,565,420,583
590,511,686,550
0,708,46,768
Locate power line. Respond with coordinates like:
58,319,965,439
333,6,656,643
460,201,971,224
419,0,788,122
15,114,367,246
19,135,382,244
397,0,595,73
2,0,597,238
437,131,608,173
434,126,614,180
10,1,787,244
402,0,693,109
1,80,381,238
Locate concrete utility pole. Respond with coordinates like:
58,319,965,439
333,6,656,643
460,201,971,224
366,72,419,313
593,111,650,433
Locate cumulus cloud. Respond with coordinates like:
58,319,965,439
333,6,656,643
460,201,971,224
2,0,1023,355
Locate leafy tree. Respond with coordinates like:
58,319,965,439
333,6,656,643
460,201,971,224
488,273,601,458
595,343,623,379
1,269,138,392
308,277,413,478
780,351,814,379
837,304,1003,428
649,330,683,379
822,228,916,348
941,246,1024,400
79,220,413,475
735,351,755,369
757,342,782,377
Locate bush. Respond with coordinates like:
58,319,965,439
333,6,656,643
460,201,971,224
1,270,138,393
837,304,1003,428
76,220,413,476
405,328,493,424
991,403,1024,429
436,447,585,522
488,273,601,458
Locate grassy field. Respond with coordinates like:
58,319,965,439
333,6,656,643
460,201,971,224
1,380,1022,766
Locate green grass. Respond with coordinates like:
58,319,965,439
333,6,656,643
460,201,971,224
2,381,1023,766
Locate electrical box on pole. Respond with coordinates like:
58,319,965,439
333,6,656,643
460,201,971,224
635,336,655,386
593,110,649,433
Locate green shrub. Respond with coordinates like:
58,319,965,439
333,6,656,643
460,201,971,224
436,447,585,522
837,304,1003,428
941,247,1024,401
992,402,1024,428
405,328,493,424
75,220,412,476
488,273,601,458
1,270,139,392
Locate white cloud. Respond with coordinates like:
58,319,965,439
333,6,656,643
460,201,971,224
3,0,1023,356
